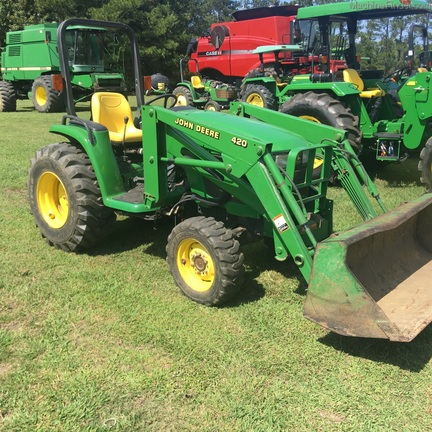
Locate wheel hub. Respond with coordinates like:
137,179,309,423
191,252,208,274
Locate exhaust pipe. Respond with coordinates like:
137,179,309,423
305,194,432,341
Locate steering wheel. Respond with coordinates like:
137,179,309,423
383,66,412,83
145,94,177,109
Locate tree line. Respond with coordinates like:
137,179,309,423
0,0,430,82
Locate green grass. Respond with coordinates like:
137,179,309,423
1,100,431,431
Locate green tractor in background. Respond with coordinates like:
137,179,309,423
0,22,126,113
240,0,432,190
173,58,238,111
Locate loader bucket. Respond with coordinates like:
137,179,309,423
305,194,432,341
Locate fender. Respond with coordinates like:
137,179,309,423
286,77,361,97
49,119,126,200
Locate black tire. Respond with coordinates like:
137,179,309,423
419,137,432,193
166,216,245,306
243,65,277,80
280,92,362,154
241,84,276,109
151,73,170,92
28,143,115,251
204,100,221,111
173,86,194,107
31,76,65,113
0,80,17,112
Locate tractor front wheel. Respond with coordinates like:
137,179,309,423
173,86,194,107
0,80,17,112
28,143,115,251
280,92,362,154
204,100,221,111
31,76,64,113
166,216,244,306
419,137,432,193
241,84,276,109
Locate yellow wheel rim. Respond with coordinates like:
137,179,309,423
176,238,215,292
175,94,188,106
35,85,48,107
299,115,324,169
299,114,321,123
246,93,264,107
36,171,69,229
206,105,216,111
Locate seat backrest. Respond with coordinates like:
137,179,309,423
191,75,203,88
91,92,142,144
342,69,364,92
91,92,133,135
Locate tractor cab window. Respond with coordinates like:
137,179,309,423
295,20,321,53
65,29,105,72
329,20,349,61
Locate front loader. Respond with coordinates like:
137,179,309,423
28,19,432,342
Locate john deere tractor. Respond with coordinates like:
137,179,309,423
173,58,238,111
28,19,432,342
0,22,126,113
239,0,432,190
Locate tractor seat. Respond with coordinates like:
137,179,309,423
343,69,385,99
91,92,142,145
191,75,204,89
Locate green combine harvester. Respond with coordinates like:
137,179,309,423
28,19,432,342
0,22,126,112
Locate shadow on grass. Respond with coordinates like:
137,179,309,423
318,325,432,372
88,217,174,257
362,155,423,188
89,219,303,306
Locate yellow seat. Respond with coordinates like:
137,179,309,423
191,75,204,89
343,69,385,99
91,92,142,145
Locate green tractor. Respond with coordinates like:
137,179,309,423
240,0,432,190
0,22,126,113
173,58,238,111
28,18,432,342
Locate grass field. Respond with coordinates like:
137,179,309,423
1,100,431,431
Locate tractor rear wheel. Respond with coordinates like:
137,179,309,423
419,137,432,193
28,143,115,251
280,92,362,154
173,86,193,107
166,216,245,306
241,84,276,109
0,80,17,112
31,76,64,113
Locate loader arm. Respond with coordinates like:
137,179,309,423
141,105,337,281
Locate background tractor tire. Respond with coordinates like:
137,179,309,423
241,84,276,109
0,80,17,112
166,216,244,306
280,91,362,154
204,100,221,111
28,143,115,251
31,76,65,113
419,137,432,193
150,73,170,92
173,86,194,107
